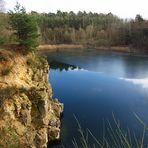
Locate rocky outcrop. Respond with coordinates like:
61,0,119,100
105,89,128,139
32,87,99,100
0,50,63,147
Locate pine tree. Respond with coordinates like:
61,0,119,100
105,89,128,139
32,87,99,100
9,2,39,52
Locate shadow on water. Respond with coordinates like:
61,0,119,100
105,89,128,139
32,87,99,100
48,140,63,148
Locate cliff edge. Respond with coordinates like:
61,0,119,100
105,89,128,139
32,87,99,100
0,49,63,148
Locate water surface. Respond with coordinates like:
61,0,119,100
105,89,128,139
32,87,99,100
46,51,148,147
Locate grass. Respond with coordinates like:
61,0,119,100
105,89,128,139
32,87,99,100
0,86,17,107
38,44,84,51
26,55,46,73
0,86,17,98
0,54,8,62
0,122,20,148
72,114,148,148
0,86,28,107
1,66,13,76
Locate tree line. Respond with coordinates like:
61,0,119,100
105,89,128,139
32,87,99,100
35,11,148,51
0,1,148,53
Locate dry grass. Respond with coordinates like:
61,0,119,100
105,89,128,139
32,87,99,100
38,44,134,54
95,46,132,53
0,49,36,88
0,122,20,148
38,44,84,51
73,114,148,148
110,46,132,53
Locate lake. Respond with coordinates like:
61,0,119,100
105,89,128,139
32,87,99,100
45,51,148,148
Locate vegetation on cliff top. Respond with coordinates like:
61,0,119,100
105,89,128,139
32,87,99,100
0,2,39,53
8,2,39,52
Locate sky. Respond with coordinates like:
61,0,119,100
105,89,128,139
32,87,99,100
6,0,148,19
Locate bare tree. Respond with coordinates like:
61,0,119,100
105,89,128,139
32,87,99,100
0,0,5,12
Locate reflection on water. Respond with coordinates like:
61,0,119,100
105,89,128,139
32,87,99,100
46,51,148,147
120,77,148,88
46,51,148,79
49,60,80,71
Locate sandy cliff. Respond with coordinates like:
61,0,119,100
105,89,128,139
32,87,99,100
0,49,63,148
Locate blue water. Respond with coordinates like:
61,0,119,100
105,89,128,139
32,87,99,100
46,51,148,147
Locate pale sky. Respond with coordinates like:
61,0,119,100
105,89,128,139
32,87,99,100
6,0,148,19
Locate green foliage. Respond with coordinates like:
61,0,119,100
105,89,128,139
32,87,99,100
0,86,17,100
0,54,7,62
35,11,148,52
37,11,122,45
135,14,144,22
9,2,39,52
0,86,28,107
0,8,148,52
1,66,13,76
0,86,17,108
0,36,5,45
0,13,10,45
0,123,20,148
26,55,46,72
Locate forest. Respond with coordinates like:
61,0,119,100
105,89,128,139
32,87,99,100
0,6,148,52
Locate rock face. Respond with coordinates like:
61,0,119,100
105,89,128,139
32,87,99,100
0,50,63,147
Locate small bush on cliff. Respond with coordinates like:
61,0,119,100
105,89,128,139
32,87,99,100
0,86,17,99
0,123,20,148
27,55,46,72
9,2,39,52
0,54,7,62
1,66,13,76
0,86,28,107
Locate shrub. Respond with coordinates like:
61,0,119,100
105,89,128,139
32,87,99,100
0,123,20,148
0,54,7,62
0,86,17,99
0,86,17,107
1,66,12,76
0,36,5,45
0,86,28,107
9,2,39,52
26,55,46,72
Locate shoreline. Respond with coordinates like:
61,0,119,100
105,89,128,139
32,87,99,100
38,44,84,52
38,44,131,52
38,44,148,57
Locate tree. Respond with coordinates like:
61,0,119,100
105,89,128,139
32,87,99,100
9,2,39,52
135,14,144,22
0,0,8,45
0,0,5,12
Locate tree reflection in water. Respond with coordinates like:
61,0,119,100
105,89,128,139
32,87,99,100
49,60,80,71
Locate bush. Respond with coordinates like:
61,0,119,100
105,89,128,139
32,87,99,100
0,54,7,62
0,86,17,99
0,36,5,45
27,55,45,72
0,123,20,148
1,66,12,76
0,86,28,107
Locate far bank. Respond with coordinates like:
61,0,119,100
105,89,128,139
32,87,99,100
38,44,148,56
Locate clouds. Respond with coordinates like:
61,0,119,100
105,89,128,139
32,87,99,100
6,0,148,19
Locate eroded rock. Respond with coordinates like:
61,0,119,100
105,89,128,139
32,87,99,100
0,52,63,147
